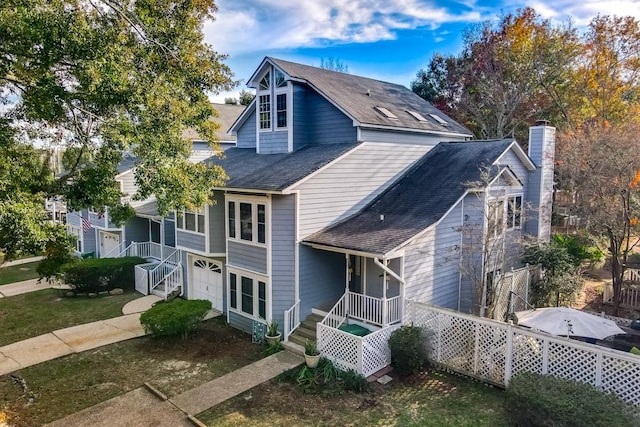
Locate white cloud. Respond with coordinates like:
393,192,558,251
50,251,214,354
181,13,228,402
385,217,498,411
521,1,640,25
205,0,486,54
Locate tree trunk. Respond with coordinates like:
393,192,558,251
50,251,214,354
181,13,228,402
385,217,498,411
610,252,623,316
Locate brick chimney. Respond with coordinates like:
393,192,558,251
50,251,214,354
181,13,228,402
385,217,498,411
526,121,556,242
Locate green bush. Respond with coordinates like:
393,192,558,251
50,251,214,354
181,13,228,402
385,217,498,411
140,299,212,339
506,372,638,427
388,326,429,376
62,256,145,294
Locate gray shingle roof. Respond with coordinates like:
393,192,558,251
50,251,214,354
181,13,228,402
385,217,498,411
183,103,245,142
205,143,360,191
268,57,472,137
303,139,514,256
134,199,159,218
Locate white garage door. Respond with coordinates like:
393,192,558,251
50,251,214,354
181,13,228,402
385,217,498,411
100,232,120,257
190,257,223,311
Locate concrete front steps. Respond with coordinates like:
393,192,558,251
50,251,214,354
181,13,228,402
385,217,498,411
282,312,326,355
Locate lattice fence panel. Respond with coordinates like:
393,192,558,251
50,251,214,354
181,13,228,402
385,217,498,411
361,325,401,377
437,314,476,372
547,341,597,385
509,331,544,377
475,323,507,383
601,355,640,406
318,325,360,372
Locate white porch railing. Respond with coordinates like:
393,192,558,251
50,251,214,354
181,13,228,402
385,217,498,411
347,292,402,327
103,241,174,261
284,300,301,342
101,241,128,258
149,249,181,291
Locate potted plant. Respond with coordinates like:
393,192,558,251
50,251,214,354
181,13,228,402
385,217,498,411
265,320,281,345
304,339,321,368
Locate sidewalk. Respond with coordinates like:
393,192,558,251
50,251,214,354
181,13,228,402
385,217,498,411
0,256,45,268
46,351,304,427
0,278,70,298
0,295,160,376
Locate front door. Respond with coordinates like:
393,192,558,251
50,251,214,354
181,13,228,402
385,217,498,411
100,232,120,257
190,257,223,311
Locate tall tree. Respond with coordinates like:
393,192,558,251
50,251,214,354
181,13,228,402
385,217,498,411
0,0,235,262
320,57,349,73
412,8,579,141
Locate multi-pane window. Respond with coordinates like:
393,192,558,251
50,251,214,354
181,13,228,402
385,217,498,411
227,199,266,245
507,195,523,229
276,93,287,128
257,204,266,244
229,270,267,320
488,200,504,238
259,95,271,129
68,225,82,253
229,273,237,309
259,71,270,90
275,70,286,88
240,202,252,241
228,201,236,239
177,208,205,234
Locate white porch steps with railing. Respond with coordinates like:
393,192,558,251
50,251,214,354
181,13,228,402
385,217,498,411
287,313,324,347
104,241,184,300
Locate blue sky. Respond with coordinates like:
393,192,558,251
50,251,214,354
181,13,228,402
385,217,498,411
205,0,640,102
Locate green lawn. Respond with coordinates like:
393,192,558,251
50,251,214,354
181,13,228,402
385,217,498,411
0,318,264,426
197,370,508,427
0,288,141,346
0,261,41,286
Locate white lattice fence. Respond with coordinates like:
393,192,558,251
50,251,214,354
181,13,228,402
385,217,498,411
361,324,401,377
408,300,640,406
318,324,360,372
493,266,533,321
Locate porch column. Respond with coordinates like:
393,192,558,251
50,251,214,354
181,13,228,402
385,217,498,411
345,253,350,314
382,259,388,327
160,217,165,260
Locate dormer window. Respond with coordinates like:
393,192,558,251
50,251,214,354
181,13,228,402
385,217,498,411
275,70,286,88
259,71,270,90
259,95,271,129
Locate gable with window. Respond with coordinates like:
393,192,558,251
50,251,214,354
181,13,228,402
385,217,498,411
176,208,206,234
227,198,266,245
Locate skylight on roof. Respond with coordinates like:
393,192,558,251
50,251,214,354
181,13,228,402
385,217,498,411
429,113,449,126
407,110,429,122
374,106,398,120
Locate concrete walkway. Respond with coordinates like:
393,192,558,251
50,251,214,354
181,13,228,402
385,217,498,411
0,256,45,268
0,278,70,298
45,351,304,427
0,295,160,376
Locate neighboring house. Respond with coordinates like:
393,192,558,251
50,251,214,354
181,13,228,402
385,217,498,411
169,56,555,347
66,103,244,290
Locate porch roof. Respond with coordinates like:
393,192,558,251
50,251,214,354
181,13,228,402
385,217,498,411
134,199,160,219
303,139,513,256
204,142,360,191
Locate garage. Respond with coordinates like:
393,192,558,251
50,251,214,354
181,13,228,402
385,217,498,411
99,231,121,257
190,256,223,311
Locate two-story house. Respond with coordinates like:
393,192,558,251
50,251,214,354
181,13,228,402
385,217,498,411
172,56,554,359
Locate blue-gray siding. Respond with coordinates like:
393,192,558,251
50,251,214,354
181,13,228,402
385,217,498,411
459,193,485,313
68,211,97,255
208,194,225,254
164,220,175,247
403,201,463,310
294,142,431,238
227,240,267,274
228,311,257,334
118,170,137,199
305,89,356,145
236,109,256,149
259,130,288,154
88,211,106,228
125,216,149,245
359,128,464,145
270,194,296,329
293,85,309,150
176,231,206,253
298,246,345,317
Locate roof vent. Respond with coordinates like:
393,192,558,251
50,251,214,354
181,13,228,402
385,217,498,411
374,106,398,120
366,89,371,96
535,119,550,126
380,214,385,221
407,110,429,122
429,113,448,126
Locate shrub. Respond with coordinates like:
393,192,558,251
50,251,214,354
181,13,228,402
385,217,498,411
388,325,429,376
140,299,212,339
505,372,638,427
62,256,145,294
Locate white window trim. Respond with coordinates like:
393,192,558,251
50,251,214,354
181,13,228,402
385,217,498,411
226,195,268,247
487,192,523,238
227,267,269,321
256,67,289,132
67,224,83,253
274,86,288,130
506,194,523,231
175,207,207,235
